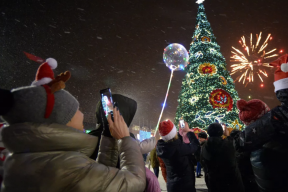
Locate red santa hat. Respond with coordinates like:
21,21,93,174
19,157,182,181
32,58,57,86
237,99,270,126
159,120,177,141
269,54,288,92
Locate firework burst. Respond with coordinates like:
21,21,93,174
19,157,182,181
230,32,279,86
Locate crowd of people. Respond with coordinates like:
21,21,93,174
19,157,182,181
0,54,288,192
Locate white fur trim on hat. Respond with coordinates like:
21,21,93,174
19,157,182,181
46,58,57,69
274,77,288,92
281,63,288,72
162,124,177,141
31,77,53,86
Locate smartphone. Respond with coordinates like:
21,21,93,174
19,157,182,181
180,119,185,129
100,88,114,120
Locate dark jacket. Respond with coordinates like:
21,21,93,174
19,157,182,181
238,89,288,192
201,136,244,192
156,132,199,192
231,131,259,192
89,94,137,160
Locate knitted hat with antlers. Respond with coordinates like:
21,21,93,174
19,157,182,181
0,59,78,125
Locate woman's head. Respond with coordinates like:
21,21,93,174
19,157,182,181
158,119,177,142
237,99,270,126
0,86,82,130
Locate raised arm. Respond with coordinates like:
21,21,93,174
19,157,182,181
139,137,156,154
178,132,200,156
66,137,146,192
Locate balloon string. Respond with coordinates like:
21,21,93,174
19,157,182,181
155,69,174,135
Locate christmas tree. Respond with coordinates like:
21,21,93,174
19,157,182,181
175,1,242,130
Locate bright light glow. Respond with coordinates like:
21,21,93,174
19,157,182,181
260,84,264,87
231,32,278,85
280,50,283,53
155,69,174,134
196,0,205,4
248,96,251,99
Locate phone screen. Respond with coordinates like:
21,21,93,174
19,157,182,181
221,124,226,131
100,88,114,118
180,120,185,129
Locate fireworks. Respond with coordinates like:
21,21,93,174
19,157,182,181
230,32,279,86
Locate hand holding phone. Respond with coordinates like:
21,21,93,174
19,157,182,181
99,88,114,138
100,88,114,121
108,106,129,140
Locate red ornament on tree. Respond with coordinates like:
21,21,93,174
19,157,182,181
209,89,233,111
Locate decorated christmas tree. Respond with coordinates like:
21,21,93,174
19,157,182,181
175,1,242,130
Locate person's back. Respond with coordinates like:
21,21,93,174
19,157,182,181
236,89,288,192
201,123,244,192
156,120,199,192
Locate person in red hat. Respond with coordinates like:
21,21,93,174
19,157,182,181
156,119,199,192
234,54,288,192
234,99,270,192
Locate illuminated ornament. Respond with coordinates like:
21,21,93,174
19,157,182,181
155,43,189,134
219,76,227,85
198,63,217,75
163,43,189,71
201,36,211,42
231,119,243,130
209,89,233,111
210,48,216,54
189,97,199,105
195,51,203,59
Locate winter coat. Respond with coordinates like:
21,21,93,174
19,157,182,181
238,89,288,192
231,133,259,192
201,137,244,192
149,148,159,168
156,132,200,192
158,157,167,183
1,123,146,192
145,167,161,192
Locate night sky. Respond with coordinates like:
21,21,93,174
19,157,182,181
1,0,287,128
